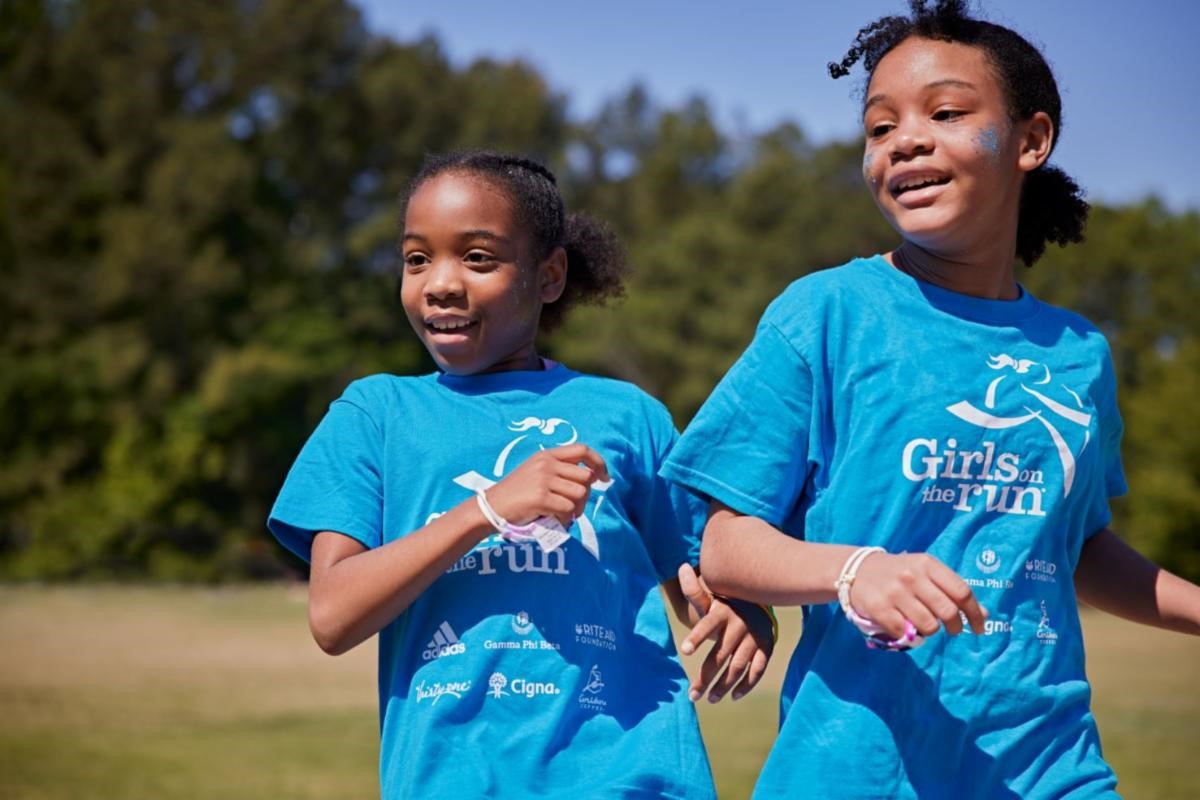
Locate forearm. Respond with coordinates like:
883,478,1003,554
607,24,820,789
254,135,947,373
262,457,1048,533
1075,527,1200,635
309,497,493,654
700,502,857,606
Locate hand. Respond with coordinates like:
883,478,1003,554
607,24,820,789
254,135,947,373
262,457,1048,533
677,564,773,703
850,552,987,640
484,444,608,527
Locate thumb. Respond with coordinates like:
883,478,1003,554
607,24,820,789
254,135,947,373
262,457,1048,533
677,563,712,618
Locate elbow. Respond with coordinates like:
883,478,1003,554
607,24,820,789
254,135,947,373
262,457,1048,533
308,598,354,656
699,515,738,596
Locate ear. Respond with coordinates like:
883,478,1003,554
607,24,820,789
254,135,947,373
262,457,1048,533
538,246,568,304
1017,111,1054,173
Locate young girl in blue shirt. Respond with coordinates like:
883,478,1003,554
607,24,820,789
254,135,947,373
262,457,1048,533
662,1,1200,797
269,151,771,798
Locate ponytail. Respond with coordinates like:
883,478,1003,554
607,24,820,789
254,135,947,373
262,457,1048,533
1016,165,1089,266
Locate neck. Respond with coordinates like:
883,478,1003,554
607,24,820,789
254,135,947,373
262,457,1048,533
888,240,1020,301
479,344,542,374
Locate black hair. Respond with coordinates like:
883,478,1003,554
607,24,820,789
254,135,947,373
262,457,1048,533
401,151,630,331
829,0,1088,266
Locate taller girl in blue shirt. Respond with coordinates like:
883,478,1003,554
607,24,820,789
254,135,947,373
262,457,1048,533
269,151,771,798
663,1,1200,797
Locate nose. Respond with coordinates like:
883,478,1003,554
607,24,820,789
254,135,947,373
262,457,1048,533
890,115,933,161
424,258,465,302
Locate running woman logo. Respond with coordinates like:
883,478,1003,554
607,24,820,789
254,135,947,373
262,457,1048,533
452,417,614,561
578,664,608,711
422,621,466,661
1036,600,1059,645
903,353,1094,518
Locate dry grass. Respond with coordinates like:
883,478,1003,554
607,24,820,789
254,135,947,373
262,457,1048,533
1,586,1196,798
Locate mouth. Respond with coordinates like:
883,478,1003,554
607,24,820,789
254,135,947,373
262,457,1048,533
889,173,951,198
423,315,479,337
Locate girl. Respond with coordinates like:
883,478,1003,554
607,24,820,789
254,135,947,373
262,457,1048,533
662,1,1200,797
268,151,771,798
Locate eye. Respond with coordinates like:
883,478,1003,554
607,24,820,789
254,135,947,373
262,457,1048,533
933,109,966,122
867,122,893,139
464,250,500,269
403,251,429,270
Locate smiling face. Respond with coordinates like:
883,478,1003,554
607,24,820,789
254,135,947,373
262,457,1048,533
861,36,1047,259
400,171,565,376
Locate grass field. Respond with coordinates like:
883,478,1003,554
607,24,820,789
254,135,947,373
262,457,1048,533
1,586,1197,799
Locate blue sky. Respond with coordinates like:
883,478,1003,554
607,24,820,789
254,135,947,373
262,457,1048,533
358,1,1200,211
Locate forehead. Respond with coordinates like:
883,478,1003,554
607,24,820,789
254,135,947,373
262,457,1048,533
404,171,516,231
866,36,1002,103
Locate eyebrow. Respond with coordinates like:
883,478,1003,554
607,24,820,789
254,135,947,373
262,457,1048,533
864,79,979,112
400,230,513,245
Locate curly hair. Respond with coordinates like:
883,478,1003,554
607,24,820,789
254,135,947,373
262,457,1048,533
401,151,629,331
830,0,1088,265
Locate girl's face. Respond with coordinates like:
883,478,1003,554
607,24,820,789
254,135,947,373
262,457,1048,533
400,172,565,376
861,37,1048,258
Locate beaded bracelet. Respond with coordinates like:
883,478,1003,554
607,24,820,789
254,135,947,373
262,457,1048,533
835,545,924,652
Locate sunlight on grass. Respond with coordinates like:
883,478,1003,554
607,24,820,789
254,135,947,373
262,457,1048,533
1,587,1196,798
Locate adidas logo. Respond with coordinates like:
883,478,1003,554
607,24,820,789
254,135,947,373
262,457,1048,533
422,621,467,661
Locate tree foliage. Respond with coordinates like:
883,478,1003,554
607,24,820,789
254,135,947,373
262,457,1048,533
2,0,1198,581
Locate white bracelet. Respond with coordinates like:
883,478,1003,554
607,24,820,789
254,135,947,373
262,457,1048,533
835,545,885,618
474,489,537,542
474,489,509,531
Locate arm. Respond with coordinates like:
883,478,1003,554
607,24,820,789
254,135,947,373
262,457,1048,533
308,444,607,656
700,501,987,639
1075,527,1200,635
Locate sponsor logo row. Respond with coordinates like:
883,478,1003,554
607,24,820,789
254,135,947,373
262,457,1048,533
422,613,619,662
415,665,608,711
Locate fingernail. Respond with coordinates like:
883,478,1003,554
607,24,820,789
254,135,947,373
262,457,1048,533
688,690,701,702
732,692,744,701
708,694,721,704
680,642,694,655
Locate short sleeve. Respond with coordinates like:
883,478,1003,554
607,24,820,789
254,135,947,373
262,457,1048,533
267,393,385,562
629,405,708,582
660,320,816,528
1085,345,1128,537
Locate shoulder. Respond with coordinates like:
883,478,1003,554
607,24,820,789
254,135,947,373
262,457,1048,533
756,256,882,350
336,373,435,419
554,369,678,437
1027,300,1114,359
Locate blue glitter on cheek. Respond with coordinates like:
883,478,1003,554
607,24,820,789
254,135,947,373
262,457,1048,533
863,150,875,179
975,126,1002,159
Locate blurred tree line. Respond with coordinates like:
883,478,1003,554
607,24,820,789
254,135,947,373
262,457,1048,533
1,0,1198,582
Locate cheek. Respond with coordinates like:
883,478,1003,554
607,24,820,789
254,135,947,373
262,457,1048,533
862,150,876,181
973,125,1004,163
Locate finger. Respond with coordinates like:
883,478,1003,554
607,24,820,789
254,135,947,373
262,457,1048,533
930,564,988,634
557,462,597,486
914,582,966,635
539,490,578,525
549,478,589,505
689,639,726,701
894,593,942,638
731,647,770,701
551,444,608,482
871,606,911,641
679,608,723,656
708,636,757,703
677,563,713,619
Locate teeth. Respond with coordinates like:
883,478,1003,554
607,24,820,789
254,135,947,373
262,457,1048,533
897,176,945,192
429,318,473,331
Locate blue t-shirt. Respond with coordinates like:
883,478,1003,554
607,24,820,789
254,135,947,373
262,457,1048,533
662,256,1127,800
269,365,714,799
